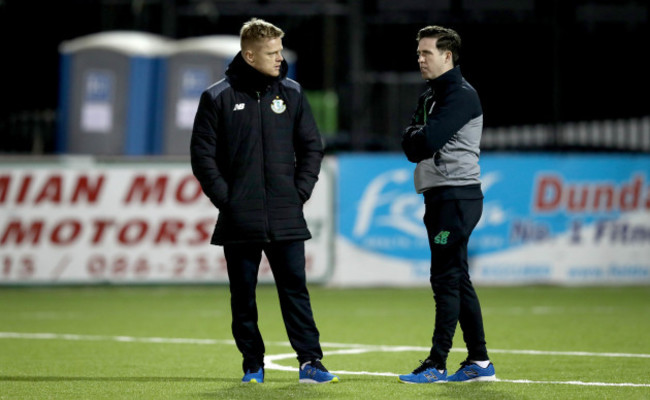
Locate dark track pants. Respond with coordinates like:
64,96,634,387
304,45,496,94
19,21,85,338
423,198,488,369
223,240,322,372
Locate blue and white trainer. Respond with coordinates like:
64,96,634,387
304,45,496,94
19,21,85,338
447,360,496,382
299,360,339,384
398,359,447,384
242,367,264,383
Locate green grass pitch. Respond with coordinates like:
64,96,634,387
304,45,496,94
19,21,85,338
1,285,649,399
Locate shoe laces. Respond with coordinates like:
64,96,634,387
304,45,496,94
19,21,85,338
455,359,476,373
412,359,436,374
303,359,329,372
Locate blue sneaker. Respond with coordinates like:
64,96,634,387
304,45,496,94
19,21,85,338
299,360,339,384
398,359,447,383
447,360,496,382
242,367,264,383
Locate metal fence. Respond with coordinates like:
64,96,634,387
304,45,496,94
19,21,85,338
1,109,648,155
334,72,650,153
481,117,650,152
1,110,57,155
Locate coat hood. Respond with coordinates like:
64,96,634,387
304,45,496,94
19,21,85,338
225,51,289,92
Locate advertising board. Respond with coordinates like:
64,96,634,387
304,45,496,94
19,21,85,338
0,159,333,285
334,153,650,286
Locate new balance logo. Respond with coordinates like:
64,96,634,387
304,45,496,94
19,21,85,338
434,231,450,245
233,103,245,111
464,370,479,378
424,371,441,382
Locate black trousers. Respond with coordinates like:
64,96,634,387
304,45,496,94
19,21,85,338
223,240,322,372
423,198,488,370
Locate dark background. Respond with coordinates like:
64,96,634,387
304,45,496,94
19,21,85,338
1,0,648,152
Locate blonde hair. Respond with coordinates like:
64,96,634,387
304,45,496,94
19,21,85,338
240,18,284,50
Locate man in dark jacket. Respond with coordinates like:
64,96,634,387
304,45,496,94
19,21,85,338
398,25,496,384
190,18,338,384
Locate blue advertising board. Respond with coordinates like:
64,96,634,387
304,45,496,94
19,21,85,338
337,153,650,284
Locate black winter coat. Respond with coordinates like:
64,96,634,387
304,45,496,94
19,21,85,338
190,53,323,245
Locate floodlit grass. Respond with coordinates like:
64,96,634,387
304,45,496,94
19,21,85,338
1,285,649,399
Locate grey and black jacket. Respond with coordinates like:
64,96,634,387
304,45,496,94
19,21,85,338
401,66,483,200
190,52,323,245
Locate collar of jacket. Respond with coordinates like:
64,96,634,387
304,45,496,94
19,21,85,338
225,51,289,93
427,65,462,90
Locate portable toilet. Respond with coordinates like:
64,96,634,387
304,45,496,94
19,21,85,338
154,35,296,155
57,31,169,155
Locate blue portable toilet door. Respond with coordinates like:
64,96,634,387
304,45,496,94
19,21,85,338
160,53,227,155
67,49,129,155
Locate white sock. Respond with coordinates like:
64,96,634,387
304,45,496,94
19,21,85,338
471,360,490,368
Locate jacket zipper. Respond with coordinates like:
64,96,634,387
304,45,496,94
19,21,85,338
257,91,271,242
423,91,435,124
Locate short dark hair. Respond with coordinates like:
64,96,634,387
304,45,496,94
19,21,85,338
417,25,461,65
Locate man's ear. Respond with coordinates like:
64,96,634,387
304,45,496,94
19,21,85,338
243,49,255,63
445,50,453,63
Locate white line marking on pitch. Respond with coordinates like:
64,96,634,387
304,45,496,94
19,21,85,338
264,348,650,387
2,332,649,388
0,332,235,346
498,379,650,387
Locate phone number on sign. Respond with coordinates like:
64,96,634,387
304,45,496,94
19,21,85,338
0,253,265,282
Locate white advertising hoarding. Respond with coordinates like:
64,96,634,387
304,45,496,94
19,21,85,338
0,159,333,285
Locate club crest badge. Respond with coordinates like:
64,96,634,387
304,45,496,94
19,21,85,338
270,97,286,114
